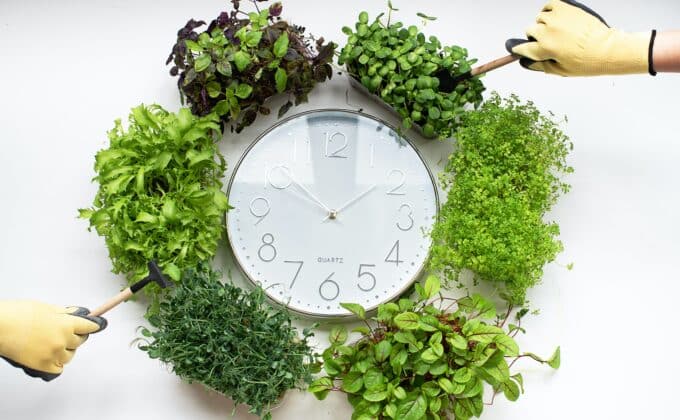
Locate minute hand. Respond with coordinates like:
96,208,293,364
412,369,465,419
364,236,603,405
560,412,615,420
323,184,377,222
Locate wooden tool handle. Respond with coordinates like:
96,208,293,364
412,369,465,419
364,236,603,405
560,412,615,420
470,54,519,77
90,288,133,316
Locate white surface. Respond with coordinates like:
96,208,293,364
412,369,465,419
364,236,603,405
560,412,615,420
0,1,679,419
227,110,438,317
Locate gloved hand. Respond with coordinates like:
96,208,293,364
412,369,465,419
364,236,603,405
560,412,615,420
506,0,657,76
0,301,107,381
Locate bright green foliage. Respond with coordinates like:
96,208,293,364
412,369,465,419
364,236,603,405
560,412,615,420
430,93,573,305
338,5,485,139
139,263,318,420
309,277,559,420
79,105,228,310
168,1,335,133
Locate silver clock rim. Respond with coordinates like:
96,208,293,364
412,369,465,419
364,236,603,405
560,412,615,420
224,108,440,320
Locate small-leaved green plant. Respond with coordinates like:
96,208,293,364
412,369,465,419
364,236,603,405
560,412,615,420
338,3,485,139
309,276,559,420
167,0,335,133
79,105,228,310
430,93,573,305
139,263,319,420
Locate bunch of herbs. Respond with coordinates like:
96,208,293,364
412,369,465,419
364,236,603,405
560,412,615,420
429,93,573,305
79,105,228,311
338,3,485,139
310,276,560,420
139,263,318,420
167,0,335,133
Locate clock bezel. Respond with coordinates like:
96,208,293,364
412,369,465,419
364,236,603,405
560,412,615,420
225,108,440,319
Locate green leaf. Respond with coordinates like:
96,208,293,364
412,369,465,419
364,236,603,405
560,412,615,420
273,32,289,58
453,367,472,383
394,312,419,330
363,389,388,402
396,395,427,420
340,302,366,319
309,377,334,400
363,368,384,391
163,263,181,281
447,333,468,350
194,54,211,72
275,67,287,93
420,347,439,363
494,334,519,357
352,326,371,335
233,51,251,72
374,340,392,362
245,30,263,47
548,346,561,369
187,149,213,167
394,331,418,347
438,378,456,394
216,60,232,76
341,371,363,393
466,323,505,343
329,326,348,345
235,83,253,99
422,275,440,299
502,379,521,401
206,81,221,98
416,12,437,21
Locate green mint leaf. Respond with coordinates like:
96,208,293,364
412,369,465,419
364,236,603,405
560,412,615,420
275,67,288,93
273,32,289,58
340,302,366,319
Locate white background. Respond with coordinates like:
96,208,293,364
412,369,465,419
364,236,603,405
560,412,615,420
1,1,679,419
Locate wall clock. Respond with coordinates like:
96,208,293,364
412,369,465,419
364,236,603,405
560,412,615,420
226,109,439,317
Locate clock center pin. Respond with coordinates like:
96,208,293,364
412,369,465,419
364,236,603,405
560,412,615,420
328,209,338,220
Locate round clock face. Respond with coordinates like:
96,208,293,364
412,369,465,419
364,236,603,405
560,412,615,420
226,109,438,317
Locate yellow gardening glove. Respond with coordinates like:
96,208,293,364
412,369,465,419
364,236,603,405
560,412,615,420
0,301,107,381
506,0,656,76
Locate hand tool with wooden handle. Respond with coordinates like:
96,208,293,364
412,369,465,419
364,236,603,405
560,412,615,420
90,261,172,316
438,54,519,92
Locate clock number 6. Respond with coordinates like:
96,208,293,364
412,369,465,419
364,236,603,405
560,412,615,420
357,264,376,292
319,272,340,301
397,203,414,231
258,233,277,262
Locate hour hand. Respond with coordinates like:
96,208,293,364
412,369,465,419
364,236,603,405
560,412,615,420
322,184,377,222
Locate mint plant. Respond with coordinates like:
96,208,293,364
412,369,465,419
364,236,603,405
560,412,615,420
338,3,485,139
167,0,335,133
309,276,559,420
430,93,573,305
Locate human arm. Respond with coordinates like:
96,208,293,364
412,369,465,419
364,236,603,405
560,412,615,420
653,31,680,72
0,301,106,381
506,0,680,76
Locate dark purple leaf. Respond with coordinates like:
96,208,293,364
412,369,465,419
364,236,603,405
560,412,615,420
284,48,300,61
269,2,283,17
278,101,293,118
170,66,179,76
